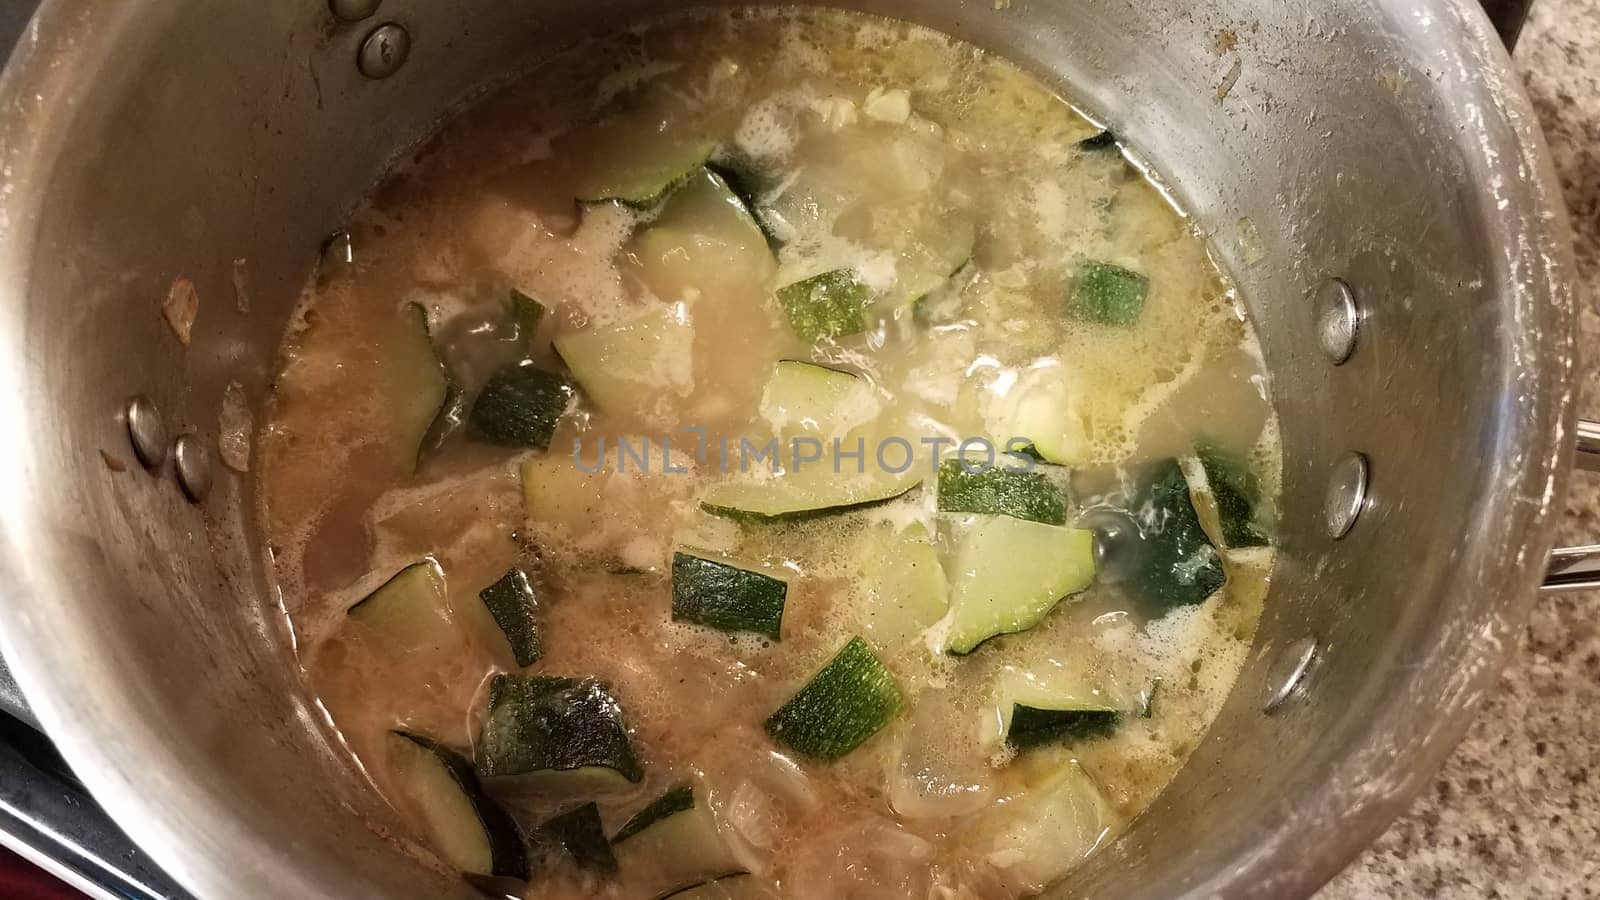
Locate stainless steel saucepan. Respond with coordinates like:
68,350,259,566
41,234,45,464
0,0,1586,897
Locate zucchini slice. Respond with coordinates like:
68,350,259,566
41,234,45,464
387,731,529,880
468,362,576,451
706,157,781,249
574,137,717,208
701,466,920,524
895,217,977,305
856,522,949,649
775,269,873,342
541,802,617,874
986,365,1090,468
388,302,461,473
478,567,542,668
476,674,644,789
612,785,744,897
1128,458,1226,616
671,552,788,640
938,516,1096,655
553,303,696,423
982,754,1118,895
986,667,1122,750
633,168,776,300
1183,444,1269,550
765,636,904,760
757,360,872,438
1068,262,1148,327
346,559,454,656
936,458,1068,525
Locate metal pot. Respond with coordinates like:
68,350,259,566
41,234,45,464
0,0,1582,897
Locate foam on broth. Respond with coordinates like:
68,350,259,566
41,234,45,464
256,10,1279,899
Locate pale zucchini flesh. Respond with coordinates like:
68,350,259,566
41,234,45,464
612,785,744,898
388,303,457,474
701,465,920,523
856,522,949,649
554,303,696,422
387,731,529,879
346,559,455,657
938,516,1097,655
757,360,869,438
574,137,717,208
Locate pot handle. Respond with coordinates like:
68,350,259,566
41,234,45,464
1542,419,1600,592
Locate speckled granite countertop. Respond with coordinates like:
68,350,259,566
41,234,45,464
1320,1,1600,897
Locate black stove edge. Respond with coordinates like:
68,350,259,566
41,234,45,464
0,713,191,899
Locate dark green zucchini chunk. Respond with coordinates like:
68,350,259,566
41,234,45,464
776,269,872,342
478,567,543,667
1068,262,1148,327
1193,444,1269,549
936,458,1067,525
1005,706,1122,749
468,362,575,451
388,731,529,880
764,636,903,760
1128,458,1226,616
671,553,788,640
540,802,617,874
476,674,643,787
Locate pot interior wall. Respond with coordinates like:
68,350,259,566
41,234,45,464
0,0,1568,898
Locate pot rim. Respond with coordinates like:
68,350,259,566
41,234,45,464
0,0,1577,898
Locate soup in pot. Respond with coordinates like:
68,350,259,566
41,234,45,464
256,9,1279,899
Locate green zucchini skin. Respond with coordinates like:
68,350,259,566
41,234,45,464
510,289,547,343
1005,706,1122,749
476,674,644,784
611,784,695,844
541,802,617,873
479,567,543,667
699,479,921,525
936,459,1067,525
1128,458,1226,616
706,159,782,250
776,269,872,342
390,731,530,880
346,558,453,656
1068,262,1148,327
574,140,717,209
398,302,462,471
671,553,788,640
1195,444,1269,549
468,363,575,451
764,636,904,760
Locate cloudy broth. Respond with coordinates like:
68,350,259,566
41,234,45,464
256,10,1278,899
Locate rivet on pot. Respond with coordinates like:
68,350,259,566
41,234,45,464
173,434,213,503
1263,636,1318,714
125,396,169,471
1324,451,1369,540
1313,278,1360,365
321,230,355,273
329,0,381,22
358,23,411,80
